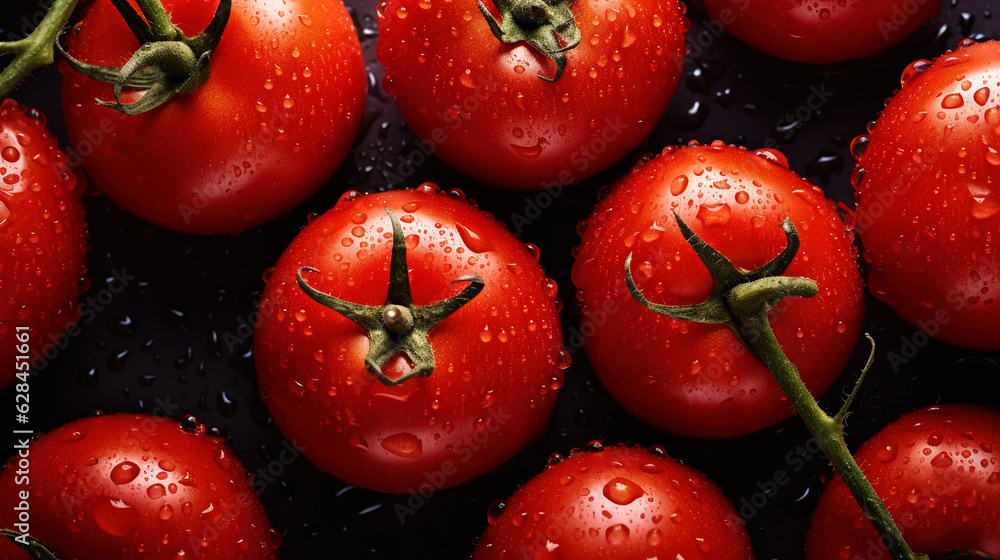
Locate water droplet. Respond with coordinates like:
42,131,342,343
877,444,898,463
670,175,688,196
647,528,662,545
974,87,991,106
93,499,140,537
110,462,140,485
381,433,422,458
930,451,954,468
696,203,732,226
850,135,869,161
968,184,1000,219
456,222,493,253
942,93,965,109
735,191,749,204
298,14,312,26
603,477,644,505
606,523,630,545
2,146,20,162
487,500,506,523
147,484,166,499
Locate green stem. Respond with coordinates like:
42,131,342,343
625,213,928,560
739,316,926,560
132,0,182,38
0,0,79,98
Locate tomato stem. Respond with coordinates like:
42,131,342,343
57,0,231,115
0,529,61,559
297,208,485,387
625,212,928,560
0,0,79,99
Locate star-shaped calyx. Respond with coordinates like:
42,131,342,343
298,208,485,387
625,212,819,357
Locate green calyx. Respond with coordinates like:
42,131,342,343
0,530,60,560
625,212,817,356
58,0,231,115
477,0,581,81
297,208,485,387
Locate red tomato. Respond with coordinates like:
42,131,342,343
807,404,1000,560
571,141,864,438
853,40,1000,350
0,99,89,388
702,0,939,64
61,0,366,234
377,0,688,189
474,442,755,559
0,413,280,559
253,184,567,494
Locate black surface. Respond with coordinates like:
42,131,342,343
2,0,999,558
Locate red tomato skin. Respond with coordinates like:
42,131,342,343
0,99,89,388
474,443,755,559
572,142,864,438
806,405,1000,559
0,414,280,559
253,187,566,494
61,0,366,235
377,0,688,190
702,0,939,64
854,41,1000,350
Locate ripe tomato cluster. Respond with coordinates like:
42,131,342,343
0,0,998,558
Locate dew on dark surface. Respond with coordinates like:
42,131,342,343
2,0,999,559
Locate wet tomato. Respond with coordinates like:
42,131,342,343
702,0,939,64
253,184,567,494
0,413,280,559
807,404,1000,560
853,39,1000,350
61,0,367,234
572,141,864,438
377,0,688,189
0,99,89,389
474,442,755,559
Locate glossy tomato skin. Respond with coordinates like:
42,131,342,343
702,0,938,64
0,99,89,388
807,405,1000,559
0,414,280,559
474,443,755,559
253,186,566,493
853,40,1000,350
61,0,366,234
572,142,864,438
377,0,688,189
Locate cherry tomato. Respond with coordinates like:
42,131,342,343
474,442,755,559
0,99,89,389
61,0,366,234
807,404,1000,560
0,413,280,559
852,39,1000,350
702,0,939,64
253,184,567,494
572,141,864,438
377,0,688,189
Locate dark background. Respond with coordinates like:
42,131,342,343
2,0,999,558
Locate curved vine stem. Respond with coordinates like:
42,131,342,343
0,0,79,99
625,212,927,560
